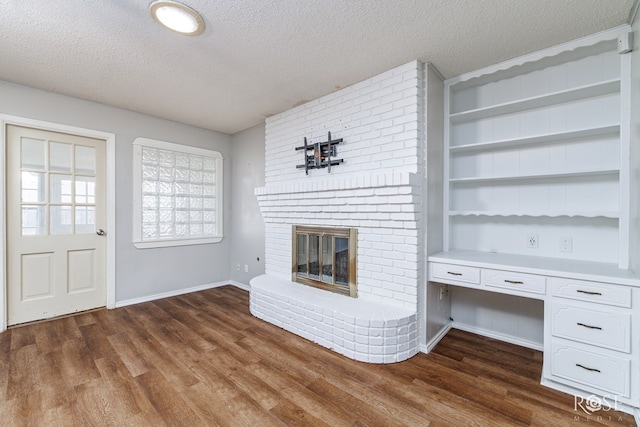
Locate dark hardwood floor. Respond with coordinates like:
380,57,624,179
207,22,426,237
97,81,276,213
0,286,635,426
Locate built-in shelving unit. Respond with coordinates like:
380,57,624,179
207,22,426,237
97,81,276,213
443,30,631,268
429,26,639,418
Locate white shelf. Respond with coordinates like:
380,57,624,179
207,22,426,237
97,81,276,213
449,79,620,123
449,211,619,219
449,168,619,184
449,125,620,153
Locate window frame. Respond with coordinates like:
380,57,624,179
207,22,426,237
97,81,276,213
132,137,223,249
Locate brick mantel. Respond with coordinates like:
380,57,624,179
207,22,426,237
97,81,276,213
256,171,421,196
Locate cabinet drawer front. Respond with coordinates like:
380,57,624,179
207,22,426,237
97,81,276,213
550,341,630,397
430,263,480,285
551,278,631,308
551,303,631,353
481,269,545,295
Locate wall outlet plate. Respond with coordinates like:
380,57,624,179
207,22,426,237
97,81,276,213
526,234,539,249
560,236,573,253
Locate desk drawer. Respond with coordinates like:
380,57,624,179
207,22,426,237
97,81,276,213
551,278,631,308
551,302,631,353
550,341,630,397
430,263,480,285
481,269,545,295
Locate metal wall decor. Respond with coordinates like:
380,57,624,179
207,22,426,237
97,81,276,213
295,131,343,174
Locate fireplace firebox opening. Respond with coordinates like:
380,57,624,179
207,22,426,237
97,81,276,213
292,225,357,297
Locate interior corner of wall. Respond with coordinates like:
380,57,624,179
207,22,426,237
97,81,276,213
425,63,445,82
629,0,639,28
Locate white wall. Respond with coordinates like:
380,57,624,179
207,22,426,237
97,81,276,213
230,123,265,285
0,81,233,303
423,64,448,346
630,15,640,272
450,287,544,348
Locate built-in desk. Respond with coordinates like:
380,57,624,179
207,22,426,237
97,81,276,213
427,251,640,421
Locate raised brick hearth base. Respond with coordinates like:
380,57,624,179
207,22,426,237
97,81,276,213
250,274,419,363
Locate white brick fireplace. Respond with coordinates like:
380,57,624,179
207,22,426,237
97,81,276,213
251,61,427,363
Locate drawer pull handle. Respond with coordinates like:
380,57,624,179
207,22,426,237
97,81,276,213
576,363,601,373
447,272,463,276
504,280,524,284
576,290,602,296
577,322,602,330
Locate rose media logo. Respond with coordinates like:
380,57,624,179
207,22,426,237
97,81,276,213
574,394,618,415
572,394,629,423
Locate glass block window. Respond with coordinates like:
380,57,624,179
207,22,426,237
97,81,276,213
132,138,223,248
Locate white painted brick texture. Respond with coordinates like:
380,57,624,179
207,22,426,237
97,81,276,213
257,172,421,310
250,275,419,363
264,61,423,184
252,61,426,364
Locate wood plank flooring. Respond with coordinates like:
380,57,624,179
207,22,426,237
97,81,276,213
0,285,635,426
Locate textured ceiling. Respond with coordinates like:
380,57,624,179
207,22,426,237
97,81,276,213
0,0,636,134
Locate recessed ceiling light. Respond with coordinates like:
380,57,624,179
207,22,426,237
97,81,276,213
149,1,205,36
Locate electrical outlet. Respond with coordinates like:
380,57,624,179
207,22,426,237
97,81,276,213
526,233,539,249
439,286,446,301
560,236,573,253
236,263,240,271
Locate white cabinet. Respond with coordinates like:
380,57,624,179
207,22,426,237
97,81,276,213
551,302,631,353
428,253,640,412
551,277,632,307
428,261,546,299
482,269,545,295
430,262,479,285
549,341,631,398
546,278,636,402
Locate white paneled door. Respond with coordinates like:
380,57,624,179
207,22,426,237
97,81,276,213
6,125,106,325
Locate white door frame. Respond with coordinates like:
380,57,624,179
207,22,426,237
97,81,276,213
0,114,116,331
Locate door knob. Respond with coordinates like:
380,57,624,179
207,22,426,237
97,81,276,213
96,229,105,236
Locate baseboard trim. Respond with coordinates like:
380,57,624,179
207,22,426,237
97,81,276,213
115,280,238,308
228,280,250,291
452,322,543,351
420,323,452,354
